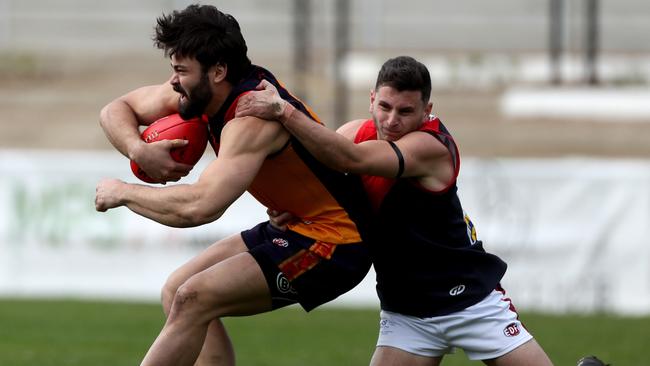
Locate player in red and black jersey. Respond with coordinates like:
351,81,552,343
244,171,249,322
237,56,554,366
95,5,372,366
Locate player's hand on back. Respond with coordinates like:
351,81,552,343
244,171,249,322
132,139,193,183
235,80,287,121
266,208,296,231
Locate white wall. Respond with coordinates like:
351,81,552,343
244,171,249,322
0,149,377,307
459,158,650,315
1,150,649,314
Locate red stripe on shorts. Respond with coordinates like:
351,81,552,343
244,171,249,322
310,241,337,259
496,284,529,330
279,249,322,281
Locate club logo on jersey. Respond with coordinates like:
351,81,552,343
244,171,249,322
272,238,289,247
464,213,478,245
276,273,296,294
449,284,466,296
503,322,521,337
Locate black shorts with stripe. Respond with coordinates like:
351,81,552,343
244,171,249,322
241,222,371,311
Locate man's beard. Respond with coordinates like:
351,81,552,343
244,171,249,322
176,73,213,120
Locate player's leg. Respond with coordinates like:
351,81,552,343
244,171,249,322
370,310,450,366
161,233,247,315
194,320,234,366
370,346,442,366
141,246,271,366
447,288,553,366
159,233,247,366
144,221,371,366
483,339,553,366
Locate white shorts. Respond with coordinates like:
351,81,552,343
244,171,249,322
376,289,533,360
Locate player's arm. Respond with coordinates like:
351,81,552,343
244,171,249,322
235,81,452,186
234,82,376,173
95,117,287,227
331,119,451,184
99,79,193,183
99,80,179,158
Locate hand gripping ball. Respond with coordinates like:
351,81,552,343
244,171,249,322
130,113,209,183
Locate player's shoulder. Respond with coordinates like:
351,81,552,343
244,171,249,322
336,119,368,140
223,115,288,152
396,128,450,161
226,115,283,135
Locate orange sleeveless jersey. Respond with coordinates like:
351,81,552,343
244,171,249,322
209,65,370,248
248,143,363,244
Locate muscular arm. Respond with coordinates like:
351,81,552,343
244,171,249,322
235,81,453,188
95,117,288,227
99,80,192,182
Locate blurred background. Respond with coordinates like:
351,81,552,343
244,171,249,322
2,1,650,364
1,0,650,340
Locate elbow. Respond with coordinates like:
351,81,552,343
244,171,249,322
99,104,111,131
332,157,365,175
99,100,124,132
329,146,368,174
176,203,224,228
99,98,131,131
172,185,226,227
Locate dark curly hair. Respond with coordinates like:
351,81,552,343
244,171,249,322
154,4,252,83
375,56,431,103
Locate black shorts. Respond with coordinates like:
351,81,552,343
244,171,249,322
241,222,371,311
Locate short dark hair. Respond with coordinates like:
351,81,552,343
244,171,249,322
375,56,431,103
154,4,252,83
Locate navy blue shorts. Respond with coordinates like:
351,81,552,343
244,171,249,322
241,222,371,311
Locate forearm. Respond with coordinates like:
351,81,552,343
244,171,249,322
280,104,361,173
99,100,146,160
121,183,223,228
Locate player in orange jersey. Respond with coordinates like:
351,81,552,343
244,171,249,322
95,5,372,366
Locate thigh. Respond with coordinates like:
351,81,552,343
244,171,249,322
484,339,554,366
167,233,248,290
370,346,441,366
375,310,453,360
446,289,536,361
182,250,273,318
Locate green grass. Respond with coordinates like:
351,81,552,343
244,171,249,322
0,298,647,365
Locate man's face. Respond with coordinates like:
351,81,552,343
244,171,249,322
170,55,213,119
369,85,432,141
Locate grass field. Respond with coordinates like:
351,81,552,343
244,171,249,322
0,298,646,365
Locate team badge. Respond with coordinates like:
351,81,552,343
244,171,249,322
449,284,466,296
276,273,295,294
272,238,289,247
503,322,521,337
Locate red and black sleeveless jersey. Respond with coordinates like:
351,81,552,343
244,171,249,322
207,65,371,255
355,117,507,317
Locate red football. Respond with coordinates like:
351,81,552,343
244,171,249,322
130,113,209,183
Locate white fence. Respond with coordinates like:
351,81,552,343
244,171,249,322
1,150,649,314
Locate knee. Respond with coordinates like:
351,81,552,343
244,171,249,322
168,279,216,323
173,282,201,309
161,271,184,315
